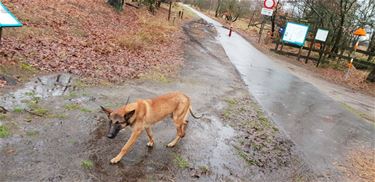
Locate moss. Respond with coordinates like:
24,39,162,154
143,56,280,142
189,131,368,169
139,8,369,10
79,108,92,113
0,114,7,120
20,62,37,73
13,107,24,113
0,125,10,138
47,114,67,119
174,154,189,169
81,160,94,169
63,92,79,100
33,107,49,116
64,103,81,111
26,130,39,137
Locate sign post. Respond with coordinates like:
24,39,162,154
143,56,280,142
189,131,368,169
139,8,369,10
0,2,23,44
281,22,309,61
314,29,329,67
258,0,276,43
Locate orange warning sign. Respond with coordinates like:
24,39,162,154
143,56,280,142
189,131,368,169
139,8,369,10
353,28,366,36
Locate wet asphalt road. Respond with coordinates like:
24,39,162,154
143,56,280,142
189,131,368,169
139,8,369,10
186,5,375,180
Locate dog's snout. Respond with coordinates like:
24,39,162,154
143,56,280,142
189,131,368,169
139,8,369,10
107,133,115,139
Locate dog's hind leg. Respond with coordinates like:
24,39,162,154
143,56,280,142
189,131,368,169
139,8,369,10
167,106,189,148
145,127,154,147
167,128,182,147
167,120,183,147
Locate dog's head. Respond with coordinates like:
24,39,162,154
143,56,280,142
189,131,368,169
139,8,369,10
100,106,136,139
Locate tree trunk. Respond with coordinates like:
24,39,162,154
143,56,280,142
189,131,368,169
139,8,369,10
270,1,280,37
367,68,375,82
215,0,221,17
367,32,375,62
330,16,345,57
168,1,172,21
248,11,255,28
232,14,240,22
108,0,124,10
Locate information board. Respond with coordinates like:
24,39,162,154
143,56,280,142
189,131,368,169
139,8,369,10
282,22,309,47
315,29,329,42
0,2,22,27
261,8,273,16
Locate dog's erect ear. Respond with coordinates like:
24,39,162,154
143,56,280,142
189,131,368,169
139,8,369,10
124,110,135,121
100,106,113,117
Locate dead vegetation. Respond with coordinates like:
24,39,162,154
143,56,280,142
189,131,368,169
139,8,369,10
222,97,294,171
338,148,375,182
0,0,188,85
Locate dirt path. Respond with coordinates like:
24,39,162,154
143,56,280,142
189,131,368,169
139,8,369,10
0,20,312,181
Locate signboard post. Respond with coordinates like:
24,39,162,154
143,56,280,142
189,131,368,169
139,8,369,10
258,0,276,43
281,22,309,61
315,29,329,42
0,2,23,44
282,22,309,46
304,28,328,64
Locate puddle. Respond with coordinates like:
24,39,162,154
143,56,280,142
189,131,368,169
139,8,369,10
0,74,74,110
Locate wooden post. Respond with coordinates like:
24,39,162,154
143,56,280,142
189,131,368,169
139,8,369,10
275,38,279,51
297,46,303,61
305,24,317,64
280,41,285,52
0,27,2,45
316,42,327,67
258,16,265,43
168,1,172,21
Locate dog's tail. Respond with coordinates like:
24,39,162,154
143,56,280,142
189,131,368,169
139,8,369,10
189,106,204,119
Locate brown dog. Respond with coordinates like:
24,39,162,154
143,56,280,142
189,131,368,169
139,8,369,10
100,91,202,164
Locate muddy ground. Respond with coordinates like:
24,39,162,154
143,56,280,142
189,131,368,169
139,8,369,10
0,20,313,181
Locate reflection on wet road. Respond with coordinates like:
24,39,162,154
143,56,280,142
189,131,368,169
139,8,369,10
187,6,374,179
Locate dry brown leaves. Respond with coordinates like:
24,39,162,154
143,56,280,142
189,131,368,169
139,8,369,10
0,0,185,83
337,148,375,182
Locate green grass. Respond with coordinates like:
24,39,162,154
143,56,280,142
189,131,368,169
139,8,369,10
81,160,94,169
234,145,256,166
64,103,81,111
63,103,91,113
32,107,49,116
139,71,171,83
47,114,67,119
79,108,92,113
0,114,7,120
223,109,231,119
68,139,77,144
63,92,78,100
72,80,88,89
0,125,10,138
225,98,238,107
341,103,374,123
20,62,37,73
26,130,39,137
13,107,23,113
174,154,189,169
199,165,209,173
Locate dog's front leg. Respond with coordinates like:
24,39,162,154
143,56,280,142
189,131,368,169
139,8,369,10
110,128,143,164
145,127,154,147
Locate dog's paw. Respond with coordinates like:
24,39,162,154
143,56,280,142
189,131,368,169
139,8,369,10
147,141,154,147
166,143,175,148
110,157,121,164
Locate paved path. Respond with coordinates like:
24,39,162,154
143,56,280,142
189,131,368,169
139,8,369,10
186,5,375,180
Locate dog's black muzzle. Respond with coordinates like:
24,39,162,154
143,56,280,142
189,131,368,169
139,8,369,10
107,123,121,139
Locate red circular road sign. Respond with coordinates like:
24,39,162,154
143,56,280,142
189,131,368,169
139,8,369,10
264,0,276,9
